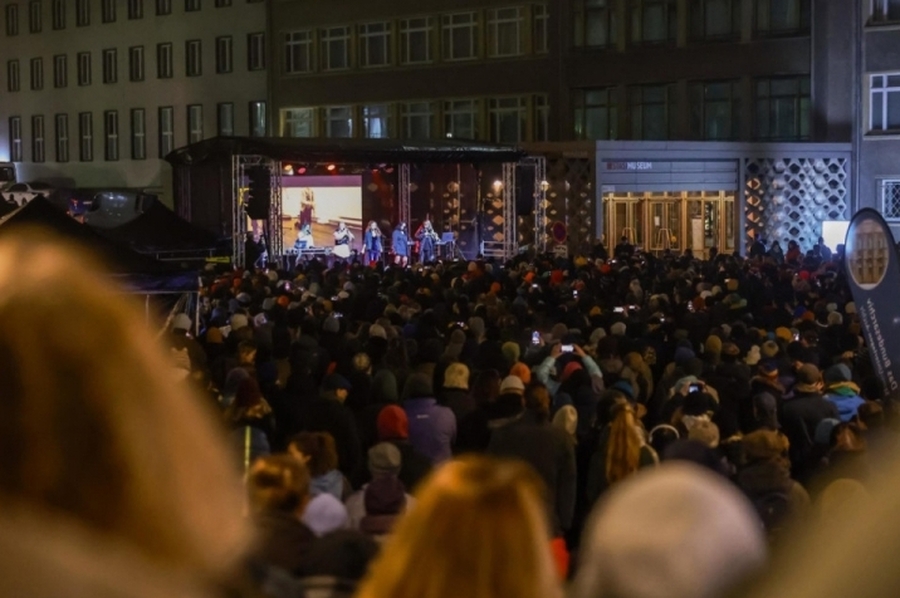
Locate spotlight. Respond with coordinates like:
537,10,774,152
297,166,307,175
540,180,549,191
493,180,503,190
283,164,294,175
326,164,336,172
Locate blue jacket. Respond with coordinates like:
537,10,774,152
823,389,866,422
364,229,382,252
403,397,456,464
392,229,409,256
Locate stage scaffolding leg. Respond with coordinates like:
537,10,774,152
232,155,246,269
530,156,548,254
399,164,411,228
502,162,517,261
268,160,283,265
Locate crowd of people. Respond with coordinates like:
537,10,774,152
7,226,900,598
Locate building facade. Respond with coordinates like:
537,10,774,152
0,0,267,205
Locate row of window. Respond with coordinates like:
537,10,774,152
280,96,549,144
284,5,548,74
573,77,810,142
574,0,811,47
5,35,264,91
4,0,262,34
7,102,266,163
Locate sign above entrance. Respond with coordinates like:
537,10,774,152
606,161,653,171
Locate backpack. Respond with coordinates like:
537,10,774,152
753,490,791,532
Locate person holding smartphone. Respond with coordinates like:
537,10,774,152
532,342,605,439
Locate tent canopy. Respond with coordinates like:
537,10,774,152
94,197,222,254
165,136,527,166
0,197,197,290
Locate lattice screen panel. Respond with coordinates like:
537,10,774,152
744,157,848,250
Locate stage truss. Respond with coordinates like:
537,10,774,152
399,163,411,229
231,155,283,268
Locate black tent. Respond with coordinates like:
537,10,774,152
0,197,197,291
94,198,222,256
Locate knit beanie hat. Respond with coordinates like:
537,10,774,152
376,405,409,441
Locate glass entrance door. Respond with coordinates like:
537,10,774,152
604,190,737,257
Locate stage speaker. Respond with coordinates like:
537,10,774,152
246,166,271,220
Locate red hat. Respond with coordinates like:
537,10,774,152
377,405,409,441
510,362,532,385
561,361,583,383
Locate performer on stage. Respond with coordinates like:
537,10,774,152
363,221,383,266
392,222,410,267
333,221,355,260
294,223,314,251
298,188,315,228
417,219,439,263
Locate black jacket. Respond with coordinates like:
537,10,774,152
252,512,317,574
486,412,576,535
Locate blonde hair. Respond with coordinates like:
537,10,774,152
247,454,311,515
605,403,644,485
443,362,470,390
0,231,248,580
356,456,563,598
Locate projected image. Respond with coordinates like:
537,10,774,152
281,176,363,257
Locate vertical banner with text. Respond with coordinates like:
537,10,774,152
844,208,900,400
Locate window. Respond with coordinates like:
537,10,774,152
690,0,740,39
78,111,93,161
217,102,233,135
8,117,22,161
28,0,41,32
690,80,740,140
755,0,810,36
215,36,232,73
51,0,63,28
77,51,90,85
869,73,900,133
574,0,617,47
101,0,114,22
247,32,265,70
630,0,677,44
401,102,434,139
754,76,810,140
486,7,523,57
281,107,315,137
285,30,313,73
187,104,203,143
324,105,353,138
574,87,619,140
75,0,88,26
156,43,172,78
130,108,145,159
881,180,900,219
320,26,350,70
53,54,66,88
399,17,433,64
103,110,118,160
359,22,391,67
628,84,676,139
31,115,44,162
156,0,170,14
214,0,229,5
5,3,18,35
249,101,266,137
442,12,478,61
443,99,480,139
489,97,527,142
102,48,117,83
30,57,43,90
362,104,391,138
128,0,142,19
7,59,20,92
185,40,202,76
55,113,68,162
129,46,144,81
533,4,549,53
158,106,174,157
534,94,549,141
873,0,900,23
185,0,199,11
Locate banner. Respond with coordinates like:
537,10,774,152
844,208,900,400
